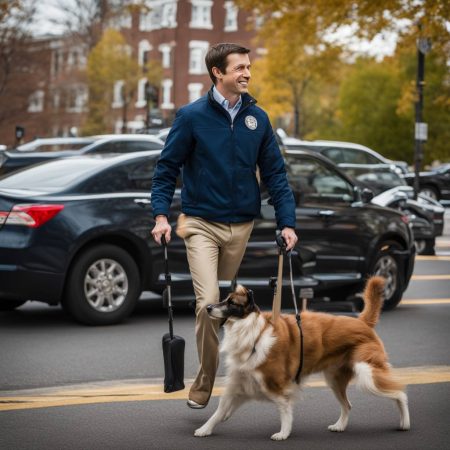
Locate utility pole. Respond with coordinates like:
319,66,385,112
413,25,431,198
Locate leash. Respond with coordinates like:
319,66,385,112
271,233,303,384
271,236,284,323
287,248,303,384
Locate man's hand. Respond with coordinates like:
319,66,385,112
281,227,298,251
151,215,172,245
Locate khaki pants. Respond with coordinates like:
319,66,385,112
177,215,254,404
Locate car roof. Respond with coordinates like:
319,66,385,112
282,138,385,159
17,137,96,151
91,134,164,142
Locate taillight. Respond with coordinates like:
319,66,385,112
2,204,64,228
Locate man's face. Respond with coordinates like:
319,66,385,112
215,53,251,97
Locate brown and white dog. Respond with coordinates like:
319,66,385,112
194,277,410,440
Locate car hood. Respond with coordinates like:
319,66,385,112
371,185,444,214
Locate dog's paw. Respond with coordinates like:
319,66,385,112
398,420,410,431
328,423,346,432
194,426,212,437
270,432,289,441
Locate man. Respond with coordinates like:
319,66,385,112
151,43,297,409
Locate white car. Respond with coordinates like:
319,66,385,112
276,130,409,175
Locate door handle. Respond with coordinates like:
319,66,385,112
317,210,335,217
134,198,151,207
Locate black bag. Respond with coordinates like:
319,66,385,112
161,236,185,393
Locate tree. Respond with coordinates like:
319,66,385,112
248,12,342,137
237,0,449,161
49,0,149,49
236,0,449,49
332,57,413,162
82,28,162,135
0,1,47,141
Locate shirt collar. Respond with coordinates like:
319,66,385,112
213,86,242,111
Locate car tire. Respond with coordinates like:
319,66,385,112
415,238,436,256
63,244,141,325
371,242,405,311
0,299,27,311
419,185,439,201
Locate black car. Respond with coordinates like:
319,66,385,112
0,134,164,175
0,150,415,325
371,186,445,255
338,167,445,255
404,164,450,204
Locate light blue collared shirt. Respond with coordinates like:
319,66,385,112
212,86,242,122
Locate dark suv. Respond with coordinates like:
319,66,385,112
0,150,415,325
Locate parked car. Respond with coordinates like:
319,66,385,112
0,150,415,325
0,134,164,175
371,186,445,255
281,138,444,255
337,165,445,255
278,132,409,176
155,127,171,142
403,164,450,204
13,137,97,153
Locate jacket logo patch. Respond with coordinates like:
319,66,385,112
245,115,258,130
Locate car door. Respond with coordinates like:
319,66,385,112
283,154,364,280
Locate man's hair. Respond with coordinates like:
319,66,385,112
205,43,251,84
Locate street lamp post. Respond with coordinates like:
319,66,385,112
413,30,431,199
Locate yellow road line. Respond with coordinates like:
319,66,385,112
402,299,450,305
411,274,450,280
1,366,449,412
416,255,450,261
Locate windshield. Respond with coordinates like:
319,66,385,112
0,158,109,192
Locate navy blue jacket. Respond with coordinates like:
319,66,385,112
151,88,296,229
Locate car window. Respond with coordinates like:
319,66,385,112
78,159,163,193
80,165,133,193
88,140,162,154
128,160,156,191
341,148,380,164
286,156,354,204
321,148,345,164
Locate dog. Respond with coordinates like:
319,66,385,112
194,276,410,440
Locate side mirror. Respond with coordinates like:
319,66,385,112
393,191,408,208
360,188,374,203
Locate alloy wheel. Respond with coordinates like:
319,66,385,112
84,258,128,312
374,254,398,300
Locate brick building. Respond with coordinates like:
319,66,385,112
0,0,259,147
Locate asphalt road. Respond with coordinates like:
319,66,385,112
1,211,449,450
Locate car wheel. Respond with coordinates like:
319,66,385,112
415,238,435,256
63,244,141,325
371,242,404,311
419,185,439,201
0,299,27,311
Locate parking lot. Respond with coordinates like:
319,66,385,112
0,210,449,450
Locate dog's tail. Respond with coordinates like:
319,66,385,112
359,276,385,327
